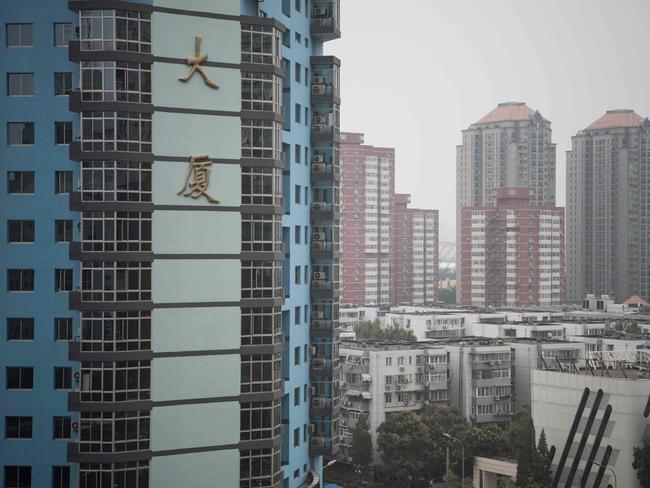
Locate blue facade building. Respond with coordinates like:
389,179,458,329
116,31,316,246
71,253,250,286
0,1,340,487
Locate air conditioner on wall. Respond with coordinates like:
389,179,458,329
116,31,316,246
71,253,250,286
313,114,329,124
312,241,326,251
312,153,325,163
313,272,326,280
72,421,80,431
312,163,326,174
312,311,325,319
312,75,325,84
312,84,327,96
313,7,328,17
312,232,326,242
312,202,327,211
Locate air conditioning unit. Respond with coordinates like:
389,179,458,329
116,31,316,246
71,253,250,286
310,346,317,355
312,123,327,134
312,319,324,329
312,201,327,211
312,75,325,85
313,18,327,26
313,271,326,280
313,358,326,368
488,361,495,366
72,421,80,431
312,84,327,96
312,311,325,319
311,386,317,396
309,423,316,434
311,397,326,408
313,114,329,124
312,232,326,242
496,360,502,365
312,163,326,174
312,241,326,251
313,6,328,17
73,371,80,381
312,153,325,163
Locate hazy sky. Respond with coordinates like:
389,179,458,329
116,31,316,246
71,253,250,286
325,0,650,241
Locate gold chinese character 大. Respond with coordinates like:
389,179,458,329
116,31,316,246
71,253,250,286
178,154,220,204
178,36,219,89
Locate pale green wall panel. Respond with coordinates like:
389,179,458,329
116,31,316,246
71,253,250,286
152,112,240,160
152,12,240,64
152,307,240,352
152,62,240,112
152,211,241,254
150,450,239,488
152,162,240,207
151,402,239,450
152,355,240,401
152,259,240,303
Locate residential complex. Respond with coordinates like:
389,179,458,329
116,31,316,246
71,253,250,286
460,187,565,307
391,194,439,305
340,133,439,307
566,109,650,303
456,102,557,304
0,0,341,487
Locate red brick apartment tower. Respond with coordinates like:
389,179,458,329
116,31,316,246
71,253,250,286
460,188,564,307
392,194,439,305
340,132,395,306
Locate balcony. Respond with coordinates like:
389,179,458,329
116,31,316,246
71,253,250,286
310,357,339,377
311,201,338,220
311,278,339,299
309,435,340,457
311,0,341,41
310,396,338,417
311,162,340,182
311,240,340,259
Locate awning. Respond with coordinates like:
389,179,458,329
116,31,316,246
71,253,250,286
361,373,372,382
361,391,372,400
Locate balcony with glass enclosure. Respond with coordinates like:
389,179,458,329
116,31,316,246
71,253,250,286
310,0,341,41
311,104,340,141
311,143,340,182
310,57,340,103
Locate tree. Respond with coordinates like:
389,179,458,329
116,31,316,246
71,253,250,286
354,319,417,341
510,407,537,487
350,413,373,469
420,406,472,480
437,288,456,304
532,429,552,487
633,435,650,486
376,412,432,483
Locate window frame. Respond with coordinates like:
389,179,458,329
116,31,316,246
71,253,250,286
6,23,33,48
7,122,35,146
53,23,72,47
7,220,35,244
7,171,35,194
6,318,35,341
6,73,34,97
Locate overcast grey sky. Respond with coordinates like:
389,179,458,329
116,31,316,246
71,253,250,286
325,0,650,241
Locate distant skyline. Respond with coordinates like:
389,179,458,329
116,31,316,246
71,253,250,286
326,0,650,241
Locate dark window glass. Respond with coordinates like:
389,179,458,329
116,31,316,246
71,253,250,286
52,466,70,488
7,269,34,292
55,269,73,292
52,416,71,439
7,220,35,243
6,367,33,389
7,123,34,145
5,416,32,439
7,73,34,96
54,23,71,47
55,171,73,194
55,122,72,145
54,73,72,96
7,172,35,194
55,220,73,243
6,23,33,47
53,367,71,390
7,318,34,341
54,318,73,341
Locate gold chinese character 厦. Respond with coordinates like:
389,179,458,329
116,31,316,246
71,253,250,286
178,154,220,204
178,36,219,89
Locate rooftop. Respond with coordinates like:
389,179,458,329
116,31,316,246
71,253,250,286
584,109,645,131
475,102,542,125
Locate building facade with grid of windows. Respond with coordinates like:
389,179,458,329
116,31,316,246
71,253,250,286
0,0,341,487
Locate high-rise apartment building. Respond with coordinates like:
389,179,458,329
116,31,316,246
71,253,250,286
566,109,650,303
391,194,439,305
456,102,556,304
340,132,394,306
460,188,565,307
0,1,341,487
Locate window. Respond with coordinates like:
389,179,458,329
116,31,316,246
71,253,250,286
303,384,308,403
304,226,309,244
304,67,309,86
241,71,281,113
304,146,309,166
55,122,72,145
55,269,73,292
295,144,302,164
55,171,73,194
7,220,34,243
294,386,300,405
304,265,309,285
294,225,301,244
7,123,34,146
385,393,392,403
293,427,300,447
7,172,34,194
5,416,32,439
54,23,72,47
6,23,33,47
7,318,34,341
295,0,301,12
295,63,301,83
54,220,73,243
295,184,301,204
53,416,71,439
304,305,308,323
241,119,282,160
6,367,33,389
293,469,299,479
294,266,301,285
295,32,301,44
3,466,31,488
81,111,152,153
7,73,34,96
52,466,70,488
295,103,301,124
304,345,308,363
54,318,73,341
294,347,300,366
7,269,34,292
294,306,300,325
385,357,392,366
54,72,72,96
79,10,152,53
305,107,309,127
53,367,71,390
